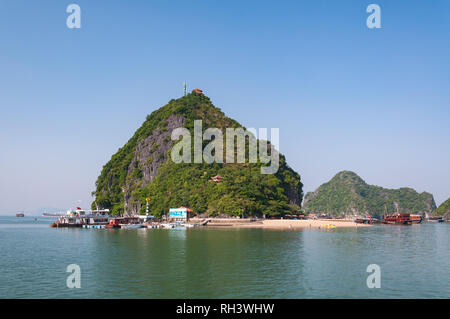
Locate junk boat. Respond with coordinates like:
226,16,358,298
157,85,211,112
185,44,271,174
380,203,423,225
16,212,25,217
383,213,422,225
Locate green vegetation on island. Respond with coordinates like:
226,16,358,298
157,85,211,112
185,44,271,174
303,171,436,218
92,92,303,217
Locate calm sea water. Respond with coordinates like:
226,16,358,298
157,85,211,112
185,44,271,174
0,216,449,299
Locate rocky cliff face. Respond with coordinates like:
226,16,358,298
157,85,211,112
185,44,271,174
93,92,303,217
303,171,436,217
123,115,185,213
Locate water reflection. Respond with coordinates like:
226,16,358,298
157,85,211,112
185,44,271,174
1,217,449,298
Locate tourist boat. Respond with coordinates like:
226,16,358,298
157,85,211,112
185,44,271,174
383,213,423,225
16,212,25,217
383,213,413,225
106,217,142,229
105,218,121,229
49,207,110,228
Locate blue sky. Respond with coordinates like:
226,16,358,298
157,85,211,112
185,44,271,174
0,0,449,214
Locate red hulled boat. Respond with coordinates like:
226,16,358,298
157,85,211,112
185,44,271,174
383,213,413,225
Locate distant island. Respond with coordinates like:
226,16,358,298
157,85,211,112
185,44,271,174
434,198,450,217
92,91,303,218
303,171,436,218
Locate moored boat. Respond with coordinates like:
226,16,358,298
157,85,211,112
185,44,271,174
426,216,444,223
16,212,25,217
383,213,413,225
410,214,423,224
120,223,144,229
355,217,381,224
82,224,106,229
354,214,381,224
106,217,142,229
49,207,110,227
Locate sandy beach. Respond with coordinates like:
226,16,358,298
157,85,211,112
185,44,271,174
190,218,371,229
254,219,370,229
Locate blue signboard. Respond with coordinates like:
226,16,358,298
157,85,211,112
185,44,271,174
169,208,187,219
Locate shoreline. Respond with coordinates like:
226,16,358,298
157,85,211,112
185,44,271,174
190,218,371,229
247,219,371,229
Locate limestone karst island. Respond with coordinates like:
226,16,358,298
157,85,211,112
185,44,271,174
46,91,449,230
